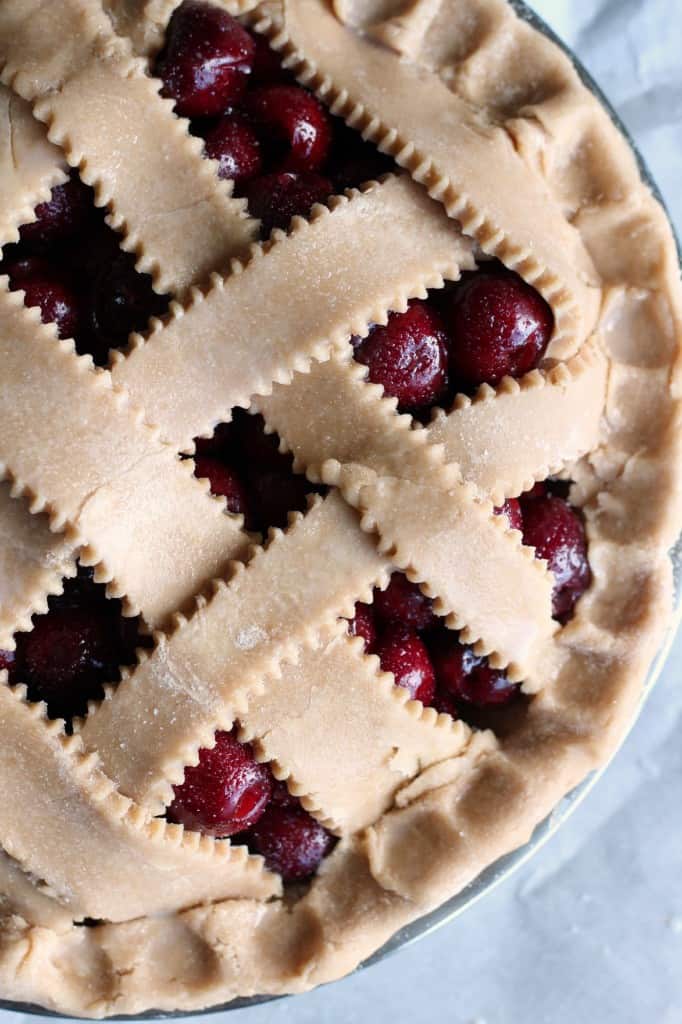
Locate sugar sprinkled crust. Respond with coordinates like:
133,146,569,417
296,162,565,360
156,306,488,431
0,0,678,1015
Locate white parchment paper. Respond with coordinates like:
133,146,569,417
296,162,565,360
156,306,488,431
2,2,680,1023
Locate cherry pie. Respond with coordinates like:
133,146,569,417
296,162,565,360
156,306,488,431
0,0,679,1015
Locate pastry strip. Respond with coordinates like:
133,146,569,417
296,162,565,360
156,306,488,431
254,340,608,504
0,485,76,650
261,0,601,358
427,339,608,504
112,175,471,449
0,85,67,246
79,493,389,813
0,0,256,295
240,627,471,834
0,290,249,627
0,682,279,922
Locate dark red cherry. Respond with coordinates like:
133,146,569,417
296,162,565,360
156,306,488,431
519,493,591,622
157,1,255,117
19,174,94,246
231,410,284,467
88,253,167,355
193,456,249,516
375,625,436,704
167,730,272,837
447,268,553,389
353,300,450,412
246,466,310,532
245,171,332,236
269,778,298,808
373,572,436,631
248,805,335,881
12,605,132,720
6,258,82,339
432,637,518,708
204,115,262,186
330,123,394,191
250,32,289,85
347,603,377,650
494,498,523,532
244,85,332,172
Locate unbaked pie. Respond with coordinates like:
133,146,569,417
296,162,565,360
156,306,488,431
0,0,680,1016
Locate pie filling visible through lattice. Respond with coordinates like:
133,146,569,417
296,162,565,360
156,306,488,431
0,0,679,1016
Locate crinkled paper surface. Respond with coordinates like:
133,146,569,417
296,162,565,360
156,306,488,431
1,1,680,1022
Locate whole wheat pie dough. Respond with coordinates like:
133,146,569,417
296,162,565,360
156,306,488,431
0,0,679,1016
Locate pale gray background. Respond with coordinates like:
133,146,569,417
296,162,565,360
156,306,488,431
3,1,681,1022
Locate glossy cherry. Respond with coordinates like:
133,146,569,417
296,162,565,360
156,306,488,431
168,730,273,837
520,493,591,622
248,804,335,881
246,465,310,532
353,301,450,412
245,171,332,236
494,498,523,532
6,258,83,340
88,253,167,355
432,637,518,709
194,456,249,516
157,1,255,117
347,603,377,650
375,625,436,705
19,174,94,246
447,268,553,389
373,572,436,631
244,84,332,172
204,115,262,185
12,603,137,720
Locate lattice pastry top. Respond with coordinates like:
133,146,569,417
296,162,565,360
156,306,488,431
0,0,679,1016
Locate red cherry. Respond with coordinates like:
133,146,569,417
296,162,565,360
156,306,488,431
193,421,236,458
87,253,168,356
244,85,332,172
168,730,272,837
353,300,450,412
245,171,332,236
156,1,255,117
19,174,94,246
494,498,523,532
519,494,591,622
247,805,334,881
246,466,310,532
347,603,377,650
7,258,82,340
193,456,249,516
330,123,394,191
432,637,518,708
447,268,553,389
12,605,134,720
373,572,436,631
250,32,290,85
522,481,547,500
231,410,284,467
204,115,262,186
375,625,436,704
269,778,298,808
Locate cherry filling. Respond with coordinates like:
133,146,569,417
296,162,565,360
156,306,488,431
345,483,590,718
155,1,394,238
168,729,335,881
519,488,591,623
0,568,145,721
191,410,323,533
1,171,169,365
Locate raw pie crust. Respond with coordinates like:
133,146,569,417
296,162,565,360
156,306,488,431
0,0,680,1015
